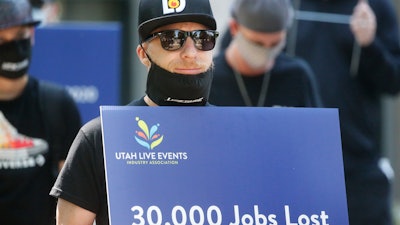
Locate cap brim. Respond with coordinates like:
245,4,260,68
138,13,216,41
0,20,41,30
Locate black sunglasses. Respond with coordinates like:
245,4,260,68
144,30,219,51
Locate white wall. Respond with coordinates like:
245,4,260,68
210,1,231,54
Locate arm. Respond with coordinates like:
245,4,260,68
56,198,96,225
350,0,376,47
50,119,108,225
356,0,400,94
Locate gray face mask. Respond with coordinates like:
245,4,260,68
233,32,285,70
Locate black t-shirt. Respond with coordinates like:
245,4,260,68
0,76,81,225
209,53,322,108
50,98,147,225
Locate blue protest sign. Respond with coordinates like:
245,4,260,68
101,106,348,225
30,22,121,123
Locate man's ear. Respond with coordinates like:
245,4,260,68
229,19,239,37
136,45,151,68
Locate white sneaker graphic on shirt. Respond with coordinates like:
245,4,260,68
0,111,48,160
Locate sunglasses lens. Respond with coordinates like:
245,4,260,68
155,30,218,51
159,30,185,51
193,30,218,51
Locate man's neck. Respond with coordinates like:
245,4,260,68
0,75,28,101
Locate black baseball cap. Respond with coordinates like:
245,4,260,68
0,0,40,30
138,0,217,41
231,0,293,32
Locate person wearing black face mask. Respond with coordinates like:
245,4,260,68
49,0,218,224
209,0,322,108
137,28,217,106
0,0,82,225
0,37,31,80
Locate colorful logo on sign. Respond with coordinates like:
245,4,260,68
134,117,164,150
163,0,186,14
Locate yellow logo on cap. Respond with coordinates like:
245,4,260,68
168,0,180,9
163,0,186,14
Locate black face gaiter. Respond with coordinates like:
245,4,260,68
0,38,32,79
146,62,213,106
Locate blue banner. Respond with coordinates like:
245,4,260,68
101,106,348,225
30,22,121,123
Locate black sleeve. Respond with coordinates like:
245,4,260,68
38,80,82,173
58,89,82,161
50,118,107,214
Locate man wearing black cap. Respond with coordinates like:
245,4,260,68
0,0,81,225
50,0,219,224
209,0,321,108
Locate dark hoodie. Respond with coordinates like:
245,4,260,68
290,0,400,167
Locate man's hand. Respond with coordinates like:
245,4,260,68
350,0,376,47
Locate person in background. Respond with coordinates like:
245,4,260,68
287,0,400,224
50,0,219,224
209,0,321,108
0,0,81,224
30,0,61,24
